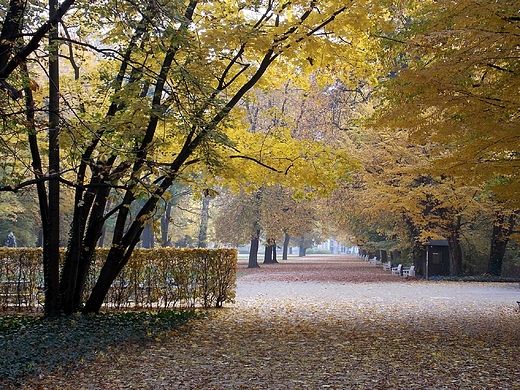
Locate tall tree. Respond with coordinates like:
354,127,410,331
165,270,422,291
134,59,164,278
0,0,396,314
371,0,519,274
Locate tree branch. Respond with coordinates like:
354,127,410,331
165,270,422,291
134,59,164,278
229,155,282,173
0,0,76,93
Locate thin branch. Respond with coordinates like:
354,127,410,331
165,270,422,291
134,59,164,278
229,155,282,173
0,173,128,192
0,0,76,86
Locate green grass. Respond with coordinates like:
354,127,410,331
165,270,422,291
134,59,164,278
0,309,204,386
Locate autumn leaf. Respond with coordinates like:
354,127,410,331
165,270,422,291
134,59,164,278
11,256,520,389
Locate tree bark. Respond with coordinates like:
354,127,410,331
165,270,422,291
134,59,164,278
44,0,61,317
264,238,278,264
282,232,290,260
487,211,516,276
248,229,261,268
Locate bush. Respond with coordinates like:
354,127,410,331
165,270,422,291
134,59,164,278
0,248,238,312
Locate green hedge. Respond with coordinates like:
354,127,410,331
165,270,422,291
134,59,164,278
0,247,237,312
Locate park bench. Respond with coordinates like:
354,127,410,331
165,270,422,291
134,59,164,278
402,266,415,277
391,264,402,276
382,261,392,271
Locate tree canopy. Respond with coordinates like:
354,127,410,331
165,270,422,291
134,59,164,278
0,0,398,314
373,0,519,208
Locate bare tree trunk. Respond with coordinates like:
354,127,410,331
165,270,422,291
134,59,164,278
298,236,307,257
45,0,61,317
487,211,516,276
264,238,277,264
282,232,290,260
263,243,271,263
248,229,261,268
198,194,211,248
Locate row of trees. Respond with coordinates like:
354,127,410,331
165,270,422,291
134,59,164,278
0,0,518,316
211,0,520,277
0,0,395,316
326,0,519,277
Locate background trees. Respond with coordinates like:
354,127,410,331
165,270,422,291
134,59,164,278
0,0,518,320
346,0,520,276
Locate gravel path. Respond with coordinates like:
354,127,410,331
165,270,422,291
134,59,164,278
237,255,520,309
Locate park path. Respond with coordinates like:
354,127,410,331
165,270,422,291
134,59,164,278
29,256,520,389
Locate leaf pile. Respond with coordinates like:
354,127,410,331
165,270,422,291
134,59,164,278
0,310,203,387
237,256,403,283
7,256,520,389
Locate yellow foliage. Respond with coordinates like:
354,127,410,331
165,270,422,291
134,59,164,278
0,247,237,310
372,0,519,208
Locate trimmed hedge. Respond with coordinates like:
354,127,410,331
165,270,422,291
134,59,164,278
0,247,237,311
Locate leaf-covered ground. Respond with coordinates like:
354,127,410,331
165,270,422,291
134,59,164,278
7,256,520,389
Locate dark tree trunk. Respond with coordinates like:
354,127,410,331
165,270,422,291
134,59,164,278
70,185,112,311
60,157,116,313
263,238,277,264
0,0,25,71
45,0,61,317
161,201,173,247
282,232,289,260
298,237,307,257
248,229,261,268
23,65,55,313
83,240,139,313
263,244,272,263
97,197,112,247
82,175,176,313
487,211,516,276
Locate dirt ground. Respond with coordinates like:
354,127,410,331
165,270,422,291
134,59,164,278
21,255,520,389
